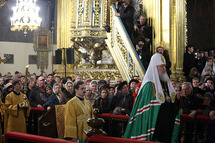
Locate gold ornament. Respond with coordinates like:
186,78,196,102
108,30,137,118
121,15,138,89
170,92,176,102
22,95,28,108
158,93,165,102
0,0,7,7
161,55,166,64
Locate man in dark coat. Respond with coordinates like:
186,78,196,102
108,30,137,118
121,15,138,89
29,76,50,108
115,0,134,38
181,82,203,115
136,38,150,70
183,45,196,79
133,15,152,46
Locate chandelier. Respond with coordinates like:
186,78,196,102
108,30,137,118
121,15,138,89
10,0,42,35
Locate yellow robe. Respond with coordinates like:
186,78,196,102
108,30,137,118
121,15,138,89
4,91,31,133
0,99,5,143
64,96,93,140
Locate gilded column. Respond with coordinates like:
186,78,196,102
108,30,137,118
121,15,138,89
169,0,177,78
56,0,74,77
175,0,186,77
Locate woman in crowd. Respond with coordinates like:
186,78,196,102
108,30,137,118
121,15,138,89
45,83,66,111
3,83,13,103
84,86,97,105
93,87,110,114
201,57,215,77
63,81,75,102
90,80,98,96
188,67,201,82
43,85,54,110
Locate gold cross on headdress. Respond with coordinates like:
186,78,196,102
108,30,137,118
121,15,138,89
161,55,166,64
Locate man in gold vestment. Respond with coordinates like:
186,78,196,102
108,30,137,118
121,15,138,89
0,88,5,143
4,79,31,133
64,81,93,142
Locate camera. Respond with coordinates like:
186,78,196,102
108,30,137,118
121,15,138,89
138,44,144,48
137,24,142,29
130,87,134,92
205,83,210,87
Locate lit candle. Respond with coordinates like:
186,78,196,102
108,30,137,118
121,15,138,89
24,65,29,95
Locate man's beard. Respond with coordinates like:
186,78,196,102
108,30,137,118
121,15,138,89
159,72,169,82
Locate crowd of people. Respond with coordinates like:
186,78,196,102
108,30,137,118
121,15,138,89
0,51,214,141
0,72,140,115
0,0,214,141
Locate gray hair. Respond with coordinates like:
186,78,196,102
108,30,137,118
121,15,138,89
182,82,193,90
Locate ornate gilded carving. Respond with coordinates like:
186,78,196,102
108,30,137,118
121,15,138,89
139,0,143,14
105,5,145,81
0,0,7,7
72,37,121,80
78,0,84,27
71,0,77,28
83,0,91,27
74,31,82,36
76,70,121,80
72,37,116,67
92,0,101,27
36,51,49,72
0,56,6,64
129,54,134,78
33,28,53,72
71,0,106,37
69,0,122,80
103,0,108,26
90,30,102,36
116,31,128,63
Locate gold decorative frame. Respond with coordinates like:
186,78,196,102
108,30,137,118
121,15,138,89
33,28,52,52
0,0,7,7
33,28,53,72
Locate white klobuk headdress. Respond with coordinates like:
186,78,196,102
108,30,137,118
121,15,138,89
139,53,176,103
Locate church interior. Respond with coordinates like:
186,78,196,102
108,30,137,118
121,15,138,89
0,0,215,142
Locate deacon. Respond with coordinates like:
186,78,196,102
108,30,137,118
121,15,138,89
64,81,93,142
0,88,5,143
124,53,180,142
4,79,31,133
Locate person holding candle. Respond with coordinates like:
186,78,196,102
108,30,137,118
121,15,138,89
4,79,31,133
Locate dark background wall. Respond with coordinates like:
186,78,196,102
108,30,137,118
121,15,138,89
187,0,215,51
0,0,57,44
